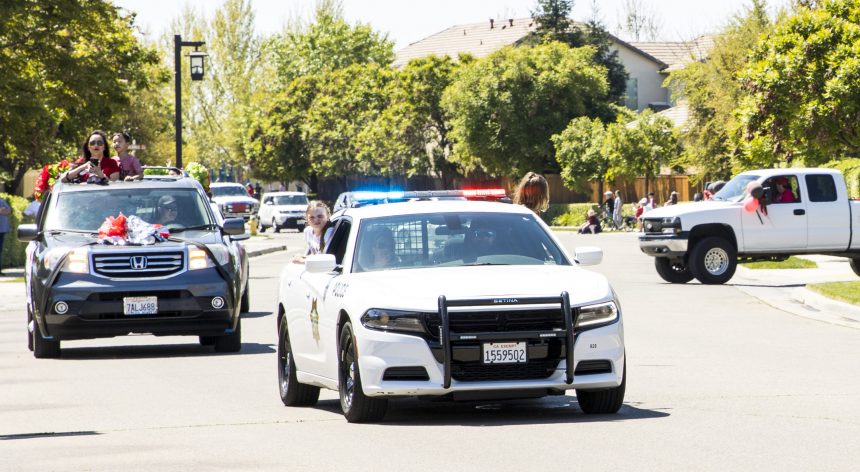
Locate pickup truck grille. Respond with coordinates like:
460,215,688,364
93,251,184,278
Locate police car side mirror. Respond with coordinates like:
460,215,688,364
265,201,273,205
305,254,336,273
574,246,603,266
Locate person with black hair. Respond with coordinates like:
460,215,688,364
63,130,121,183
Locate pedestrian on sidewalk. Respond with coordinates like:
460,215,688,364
0,195,10,276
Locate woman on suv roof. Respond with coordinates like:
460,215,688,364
63,130,121,183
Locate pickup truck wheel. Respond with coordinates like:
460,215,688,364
654,258,694,284
33,325,61,359
689,237,737,285
339,321,387,423
577,362,626,414
850,258,860,277
278,319,320,406
214,318,242,353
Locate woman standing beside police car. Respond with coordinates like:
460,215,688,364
62,130,121,183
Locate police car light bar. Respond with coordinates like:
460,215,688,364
350,189,508,205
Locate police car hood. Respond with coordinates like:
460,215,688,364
347,265,612,310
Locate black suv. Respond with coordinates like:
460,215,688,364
19,170,250,358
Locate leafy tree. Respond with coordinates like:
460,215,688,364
528,0,628,105
665,0,772,179
738,0,860,167
0,0,161,191
442,42,609,177
552,116,611,194
603,110,677,193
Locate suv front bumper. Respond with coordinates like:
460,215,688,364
32,268,237,341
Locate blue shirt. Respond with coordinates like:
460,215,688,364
0,198,9,233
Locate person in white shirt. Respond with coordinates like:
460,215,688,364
293,201,333,263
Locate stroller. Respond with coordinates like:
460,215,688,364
593,204,619,231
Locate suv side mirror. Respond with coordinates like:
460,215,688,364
222,218,245,236
18,224,37,242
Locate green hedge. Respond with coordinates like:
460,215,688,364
824,158,860,198
1,193,30,269
545,202,637,227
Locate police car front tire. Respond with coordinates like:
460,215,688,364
278,319,320,406
339,321,387,423
576,362,626,414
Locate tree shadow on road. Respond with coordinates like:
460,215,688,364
57,342,275,360
307,396,668,426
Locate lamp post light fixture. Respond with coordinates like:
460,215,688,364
174,34,207,169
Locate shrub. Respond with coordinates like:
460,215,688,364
1,193,30,269
824,158,860,198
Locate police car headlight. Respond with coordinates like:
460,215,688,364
576,301,619,328
362,309,426,334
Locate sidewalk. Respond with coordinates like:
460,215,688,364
0,235,288,311
732,255,860,329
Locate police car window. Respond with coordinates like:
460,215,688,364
352,212,570,273
326,219,351,265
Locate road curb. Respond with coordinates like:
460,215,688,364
791,287,860,323
245,244,287,258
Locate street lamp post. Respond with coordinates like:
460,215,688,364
174,35,207,169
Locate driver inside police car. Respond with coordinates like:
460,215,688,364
153,195,179,225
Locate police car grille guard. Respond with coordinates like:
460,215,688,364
437,292,577,389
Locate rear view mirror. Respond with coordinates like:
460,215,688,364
17,224,37,242
222,218,245,236
574,246,603,266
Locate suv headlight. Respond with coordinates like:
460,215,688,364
576,301,619,328
361,308,426,334
42,247,89,273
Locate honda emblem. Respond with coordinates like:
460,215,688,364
130,256,148,270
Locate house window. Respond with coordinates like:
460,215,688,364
624,78,638,110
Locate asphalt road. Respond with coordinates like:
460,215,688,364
1,230,859,471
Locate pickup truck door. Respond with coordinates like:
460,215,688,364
741,175,807,251
804,173,850,250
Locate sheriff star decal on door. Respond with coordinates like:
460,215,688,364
310,297,320,342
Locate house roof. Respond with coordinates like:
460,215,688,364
393,18,538,68
629,36,715,71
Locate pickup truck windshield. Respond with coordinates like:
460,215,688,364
44,188,214,232
211,186,249,198
712,175,760,201
353,212,570,272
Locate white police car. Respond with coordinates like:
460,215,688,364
276,194,625,422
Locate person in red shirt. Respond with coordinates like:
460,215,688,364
62,130,121,183
774,177,796,203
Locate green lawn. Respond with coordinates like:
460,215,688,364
0,277,24,283
741,257,818,269
808,281,860,306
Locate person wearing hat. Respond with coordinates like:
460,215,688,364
603,190,615,219
774,177,796,203
154,195,179,225
579,208,602,234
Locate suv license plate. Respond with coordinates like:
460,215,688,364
482,342,527,364
124,296,158,316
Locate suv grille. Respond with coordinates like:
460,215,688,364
93,252,184,278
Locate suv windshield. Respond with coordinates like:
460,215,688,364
44,188,214,232
712,174,760,202
273,195,308,206
211,186,249,198
353,212,569,272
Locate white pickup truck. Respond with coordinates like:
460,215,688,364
639,168,860,284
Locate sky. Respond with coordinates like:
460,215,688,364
114,0,791,48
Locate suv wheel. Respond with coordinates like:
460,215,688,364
689,236,737,285
577,362,626,414
654,257,694,284
278,318,320,406
33,325,61,359
339,321,387,423
214,318,242,353
850,258,860,277
272,217,280,233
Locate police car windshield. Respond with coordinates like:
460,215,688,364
44,188,215,232
211,186,249,197
352,212,570,273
